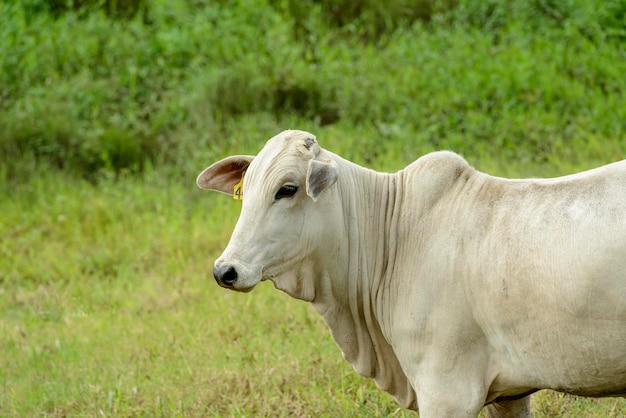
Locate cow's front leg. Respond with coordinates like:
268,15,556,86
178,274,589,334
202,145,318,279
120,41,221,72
413,383,485,418
411,366,487,418
484,396,531,418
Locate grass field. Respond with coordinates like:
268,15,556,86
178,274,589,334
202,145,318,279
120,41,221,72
2,160,626,417
2,0,626,416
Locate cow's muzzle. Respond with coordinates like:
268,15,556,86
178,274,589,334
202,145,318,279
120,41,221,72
213,265,238,288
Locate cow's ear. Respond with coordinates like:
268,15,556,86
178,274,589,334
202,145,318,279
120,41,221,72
306,158,338,202
196,155,254,195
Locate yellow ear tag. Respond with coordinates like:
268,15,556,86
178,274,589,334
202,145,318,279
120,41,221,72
233,173,244,200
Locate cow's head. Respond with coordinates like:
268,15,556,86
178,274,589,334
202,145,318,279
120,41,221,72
196,130,339,299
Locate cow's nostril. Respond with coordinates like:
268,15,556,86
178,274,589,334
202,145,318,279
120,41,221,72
213,265,238,286
221,266,238,285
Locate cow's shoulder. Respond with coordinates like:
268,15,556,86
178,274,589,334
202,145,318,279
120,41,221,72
407,151,472,179
402,151,475,206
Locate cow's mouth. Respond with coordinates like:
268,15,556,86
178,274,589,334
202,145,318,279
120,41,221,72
216,280,257,293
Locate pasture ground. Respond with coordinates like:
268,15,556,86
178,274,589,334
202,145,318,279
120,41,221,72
2,145,626,417
2,0,626,415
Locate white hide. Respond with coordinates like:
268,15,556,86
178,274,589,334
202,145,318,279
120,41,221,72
197,130,626,417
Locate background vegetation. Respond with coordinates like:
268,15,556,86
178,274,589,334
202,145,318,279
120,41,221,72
1,0,625,416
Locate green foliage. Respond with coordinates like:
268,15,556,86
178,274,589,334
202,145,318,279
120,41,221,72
16,0,147,18
1,0,625,180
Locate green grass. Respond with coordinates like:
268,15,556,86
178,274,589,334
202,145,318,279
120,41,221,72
2,0,626,415
2,142,626,417
0,167,414,417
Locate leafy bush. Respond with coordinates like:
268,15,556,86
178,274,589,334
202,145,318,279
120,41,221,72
1,0,625,180
17,0,146,18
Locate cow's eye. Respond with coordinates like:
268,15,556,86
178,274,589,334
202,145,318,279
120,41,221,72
275,185,298,200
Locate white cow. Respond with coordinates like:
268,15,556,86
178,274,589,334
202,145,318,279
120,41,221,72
197,130,626,417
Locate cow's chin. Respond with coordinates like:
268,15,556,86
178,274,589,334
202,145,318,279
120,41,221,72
229,284,256,293
219,281,258,293
229,277,261,293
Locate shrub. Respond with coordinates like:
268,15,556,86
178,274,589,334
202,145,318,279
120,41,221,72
1,0,624,181
18,0,146,18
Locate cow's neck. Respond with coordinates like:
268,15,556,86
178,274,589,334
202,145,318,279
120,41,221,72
311,156,417,409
